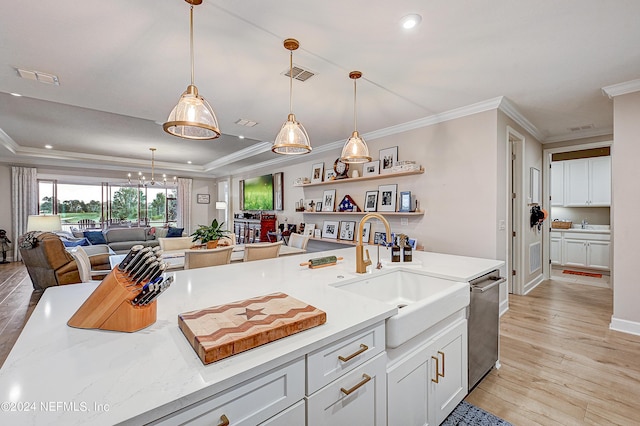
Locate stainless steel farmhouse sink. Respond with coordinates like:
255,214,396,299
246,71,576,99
331,269,469,348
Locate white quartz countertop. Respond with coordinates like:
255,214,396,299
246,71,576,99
551,225,610,234
0,248,503,425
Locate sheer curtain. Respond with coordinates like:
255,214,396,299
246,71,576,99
11,167,38,261
177,177,192,234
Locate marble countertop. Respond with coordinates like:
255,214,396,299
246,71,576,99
551,224,610,234
0,247,503,425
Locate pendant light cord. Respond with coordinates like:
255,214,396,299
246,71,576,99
289,50,293,114
189,5,195,86
353,78,358,132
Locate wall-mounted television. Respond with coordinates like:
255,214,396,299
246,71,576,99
243,174,274,211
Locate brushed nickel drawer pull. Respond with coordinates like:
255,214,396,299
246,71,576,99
218,414,230,426
340,374,371,395
338,343,368,362
431,356,439,383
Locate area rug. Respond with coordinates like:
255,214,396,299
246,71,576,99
562,269,603,278
442,401,513,426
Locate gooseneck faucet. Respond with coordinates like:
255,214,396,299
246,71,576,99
356,213,392,273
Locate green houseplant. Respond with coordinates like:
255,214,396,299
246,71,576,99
190,219,230,248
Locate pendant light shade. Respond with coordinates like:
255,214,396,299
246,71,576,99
163,0,220,140
272,38,312,155
341,71,371,163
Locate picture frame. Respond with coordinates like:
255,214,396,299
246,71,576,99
362,160,380,177
361,222,372,243
325,169,336,181
311,162,324,184
322,220,339,239
315,201,323,212
303,223,315,237
408,238,417,250
304,199,316,212
399,191,412,212
273,172,284,211
379,146,398,173
323,189,336,212
378,184,397,212
339,221,357,241
364,190,378,212
196,194,210,204
530,167,540,204
314,229,322,238
373,231,387,245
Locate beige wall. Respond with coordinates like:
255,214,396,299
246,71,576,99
611,91,640,333
0,165,12,261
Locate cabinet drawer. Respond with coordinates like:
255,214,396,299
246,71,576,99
563,232,610,241
306,353,387,426
307,322,385,394
152,358,304,426
259,400,305,425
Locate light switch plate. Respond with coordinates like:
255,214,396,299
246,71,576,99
401,218,408,226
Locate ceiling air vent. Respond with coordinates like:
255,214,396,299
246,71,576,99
568,124,594,132
284,66,315,82
235,118,258,127
15,68,60,85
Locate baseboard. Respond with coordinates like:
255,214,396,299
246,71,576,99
610,317,640,336
523,273,544,295
499,299,509,317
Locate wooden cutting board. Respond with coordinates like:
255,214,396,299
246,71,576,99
178,292,326,364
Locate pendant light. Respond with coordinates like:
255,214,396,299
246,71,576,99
340,71,372,163
272,38,312,155
163,0,220,140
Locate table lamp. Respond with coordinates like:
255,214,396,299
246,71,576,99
26,215,62,232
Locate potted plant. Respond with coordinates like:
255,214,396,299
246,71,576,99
190,219,230,249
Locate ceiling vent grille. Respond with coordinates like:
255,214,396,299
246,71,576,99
15,68,60,85
284,66,315,82
568,124,594,132
235,118,258,127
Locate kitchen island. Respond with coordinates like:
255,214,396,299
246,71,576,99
0,247,503,425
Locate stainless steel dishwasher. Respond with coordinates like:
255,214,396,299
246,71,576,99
468,269,505,391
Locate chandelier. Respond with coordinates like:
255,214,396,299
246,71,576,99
128,148,177,186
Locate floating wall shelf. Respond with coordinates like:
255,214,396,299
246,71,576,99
294,168,424,187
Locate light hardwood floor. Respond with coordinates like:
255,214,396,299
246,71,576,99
467,279,640,425
2,264,639,425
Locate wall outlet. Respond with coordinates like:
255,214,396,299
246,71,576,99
401,218,409,226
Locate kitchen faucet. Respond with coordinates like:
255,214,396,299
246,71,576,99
355,213,391,273
581,219,588,229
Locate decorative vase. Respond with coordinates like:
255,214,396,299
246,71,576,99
206,240,219,249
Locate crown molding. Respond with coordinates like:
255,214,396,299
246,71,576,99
0,128,19,154
203,141,273,172
497,97,546,142
602,79,640,99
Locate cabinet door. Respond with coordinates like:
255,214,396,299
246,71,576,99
307,353,387,426
564,159,590,206
387,346,430,426
551,162,564,207
429,320,468,426
589,156,611,206
259,400,305,425
550,236,562,265
563,239,587,267
587,241,610,270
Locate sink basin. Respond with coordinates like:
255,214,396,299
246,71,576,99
332,270,469,348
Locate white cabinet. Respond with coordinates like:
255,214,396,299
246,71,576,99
550,232,562,265
387,319,467,426
307,353,387,426
561,232,610,270
550,162,564,207
564,157,611,207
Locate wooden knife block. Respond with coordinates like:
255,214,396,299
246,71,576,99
67,268,157,332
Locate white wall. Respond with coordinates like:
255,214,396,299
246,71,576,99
0,165,13,261
610,91,640,334
230,109,504,260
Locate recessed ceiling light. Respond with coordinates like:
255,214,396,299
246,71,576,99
400,14,422,29
10,92,22,97
44,145,53,149
187,161,192,164
238,135,245,139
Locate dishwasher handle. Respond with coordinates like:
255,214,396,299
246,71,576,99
470,276,506,293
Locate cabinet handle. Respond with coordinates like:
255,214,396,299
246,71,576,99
340,374,371,395
218,414,230,426
438,351,445,378
338,343,368,362
431,356,439,383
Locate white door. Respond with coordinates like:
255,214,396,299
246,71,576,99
550,236,562,265
550,162,564,206
564,159,589,206
387,346,430,426
587,241,610,269
563,239,587,267
589,157,611,206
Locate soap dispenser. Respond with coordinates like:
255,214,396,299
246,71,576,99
391,237,401,262
402,235,412,262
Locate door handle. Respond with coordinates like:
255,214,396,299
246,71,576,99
338,344,368,362
340,374,371,395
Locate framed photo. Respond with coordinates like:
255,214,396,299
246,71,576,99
379,146,398,173
323,189,336,212
197,194,210,204
378,184,397,212
364,190,378,212
315,201,323,212
361,222,372,243
314,229,322,238
304,199,316,212
408,238,417,250
325,169,336,181
311,162,324,183
374,231,387,245
362,160,379,177
399,191,412,212
339,221,357,241
322,220,339,239
303,223,315,237
273,172,284,211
